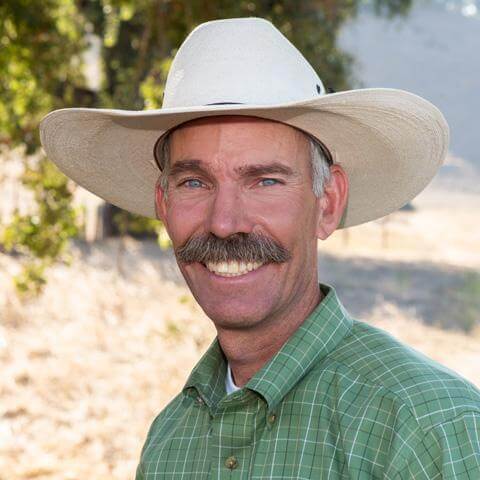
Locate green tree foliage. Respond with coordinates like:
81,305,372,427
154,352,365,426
1,157,80,295
0,0,412,295
0,0,87,151
0,0,86,296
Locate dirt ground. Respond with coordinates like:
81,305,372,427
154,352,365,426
0,180,479,480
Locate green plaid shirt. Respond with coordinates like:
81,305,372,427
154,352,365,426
136,283,480,479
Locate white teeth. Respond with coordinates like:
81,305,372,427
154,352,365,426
206,260,264,276
218,262,228,273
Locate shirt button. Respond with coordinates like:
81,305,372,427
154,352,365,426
268,413,276,424
225,456,238,470
196,396,204,405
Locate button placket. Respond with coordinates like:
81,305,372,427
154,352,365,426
209,391,262,477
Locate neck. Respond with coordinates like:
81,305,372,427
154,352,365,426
217,279,323,387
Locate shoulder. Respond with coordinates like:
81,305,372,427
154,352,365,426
324,319,480,431
141,392,187,448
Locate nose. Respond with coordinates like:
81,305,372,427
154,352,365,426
206,184,252,238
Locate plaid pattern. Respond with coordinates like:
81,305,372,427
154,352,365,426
136,283,480,479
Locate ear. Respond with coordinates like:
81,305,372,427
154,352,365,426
315,164,349,240
154,178,169,226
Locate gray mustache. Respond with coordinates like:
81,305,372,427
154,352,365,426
175,233,291,265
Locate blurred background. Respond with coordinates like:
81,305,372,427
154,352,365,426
0,0,479,478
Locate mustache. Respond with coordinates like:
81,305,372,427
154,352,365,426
175,232,291,265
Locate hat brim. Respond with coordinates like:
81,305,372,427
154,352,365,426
39,88,449,229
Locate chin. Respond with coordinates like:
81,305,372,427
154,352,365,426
198,297,273,331
179,262,284,329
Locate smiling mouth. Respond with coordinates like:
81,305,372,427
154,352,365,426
204,260,264,277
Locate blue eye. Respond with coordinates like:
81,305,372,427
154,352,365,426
260,178,278,186
183,179,203,188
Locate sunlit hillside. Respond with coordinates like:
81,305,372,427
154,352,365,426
1,179,479,478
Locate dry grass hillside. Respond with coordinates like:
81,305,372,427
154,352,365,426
1,180,479,479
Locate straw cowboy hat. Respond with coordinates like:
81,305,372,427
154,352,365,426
39,17,449,229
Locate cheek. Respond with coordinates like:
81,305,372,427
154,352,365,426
164,196,208,243
247,190,318,243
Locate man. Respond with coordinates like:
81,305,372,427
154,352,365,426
40,17,480,480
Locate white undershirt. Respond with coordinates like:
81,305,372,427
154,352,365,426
225,363,241,394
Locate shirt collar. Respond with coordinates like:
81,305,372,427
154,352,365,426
183,337,227,411
183,283,353,412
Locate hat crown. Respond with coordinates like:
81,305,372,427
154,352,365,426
162,17,325,108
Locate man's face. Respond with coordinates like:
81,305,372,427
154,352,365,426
156,116,327,330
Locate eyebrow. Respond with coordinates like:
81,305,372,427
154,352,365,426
234,163,295,178
168,159,296,179
168,159,208,177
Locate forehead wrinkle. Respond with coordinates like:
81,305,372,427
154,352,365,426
169,117,311,178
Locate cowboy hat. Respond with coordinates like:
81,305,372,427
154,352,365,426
39,17,449,229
